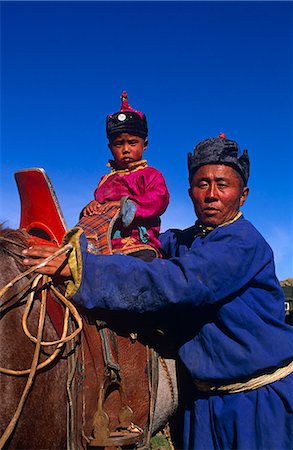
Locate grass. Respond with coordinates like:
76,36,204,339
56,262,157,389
150,431,173,450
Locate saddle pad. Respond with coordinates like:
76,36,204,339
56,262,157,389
76,206,120,255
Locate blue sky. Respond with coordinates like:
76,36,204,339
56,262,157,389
1,1,292,280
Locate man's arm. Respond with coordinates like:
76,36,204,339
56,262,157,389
66,223,272,311
23,221,273,313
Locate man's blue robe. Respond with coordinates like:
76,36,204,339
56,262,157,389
68,215,293,449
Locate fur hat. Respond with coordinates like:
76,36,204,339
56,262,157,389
106,91,148,140
188,133,250,185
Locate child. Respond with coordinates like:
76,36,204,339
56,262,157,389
82,92,170,261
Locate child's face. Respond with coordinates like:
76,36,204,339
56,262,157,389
109,133,147,169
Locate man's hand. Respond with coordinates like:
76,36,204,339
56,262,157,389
22,245,72,279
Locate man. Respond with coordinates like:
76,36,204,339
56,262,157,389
23,134,293,449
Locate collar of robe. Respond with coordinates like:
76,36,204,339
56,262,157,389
107,159,147,173
194,211,243,238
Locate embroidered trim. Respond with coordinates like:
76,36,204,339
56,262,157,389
107,159,148,172
63,227,84,299
195,212,243,237
98,160,148,189
218,211,242,228
112,241,160,257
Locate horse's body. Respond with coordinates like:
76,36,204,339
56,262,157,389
0,226,177,449
0,227,68,449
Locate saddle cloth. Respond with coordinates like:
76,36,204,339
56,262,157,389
68,207,157,450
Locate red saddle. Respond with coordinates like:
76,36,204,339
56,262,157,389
15,168,67,245
15,168,68,336
14,168,156,449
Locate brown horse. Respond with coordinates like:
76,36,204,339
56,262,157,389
0,226,69,449
0,225,178,449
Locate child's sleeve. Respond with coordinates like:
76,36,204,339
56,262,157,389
132,169,170,219
94,175,107,202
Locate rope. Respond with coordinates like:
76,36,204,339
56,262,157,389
162,423,175,450
0,244,83,448
22,285,82,347
0,235,27,248
0,275,47,448
194,359,293,394
0,243,73,299
66,317,81,450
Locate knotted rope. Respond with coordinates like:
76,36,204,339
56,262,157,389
0,243,83,448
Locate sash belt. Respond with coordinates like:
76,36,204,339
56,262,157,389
194,360,293,394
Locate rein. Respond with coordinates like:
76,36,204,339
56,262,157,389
0,235,27,248
0,234,28,268
0,212,177,449
0,244,83,448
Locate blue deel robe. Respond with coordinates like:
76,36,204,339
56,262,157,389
68,215,293,450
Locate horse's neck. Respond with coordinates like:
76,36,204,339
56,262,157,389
0,228,29,273
0,252,59,361
0,247,68,450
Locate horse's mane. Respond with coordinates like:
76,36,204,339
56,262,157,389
0,224,29,271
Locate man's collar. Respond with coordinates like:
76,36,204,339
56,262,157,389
194,211,243,237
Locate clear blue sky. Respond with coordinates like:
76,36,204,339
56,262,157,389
1,1,292,280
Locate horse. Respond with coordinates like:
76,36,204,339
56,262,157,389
0,225,178,449
0,225,69,449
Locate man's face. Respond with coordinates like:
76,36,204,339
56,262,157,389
109,133,147,169
189,164,249,227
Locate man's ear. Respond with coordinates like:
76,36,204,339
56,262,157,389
143,138,148,150
240,186,249,207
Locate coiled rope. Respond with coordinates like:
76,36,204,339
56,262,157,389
0,243,83,448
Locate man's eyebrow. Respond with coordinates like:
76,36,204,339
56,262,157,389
197,177,210,181
197,176,229,182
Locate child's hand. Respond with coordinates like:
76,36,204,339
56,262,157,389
83,200,101,216
96,201,120,215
